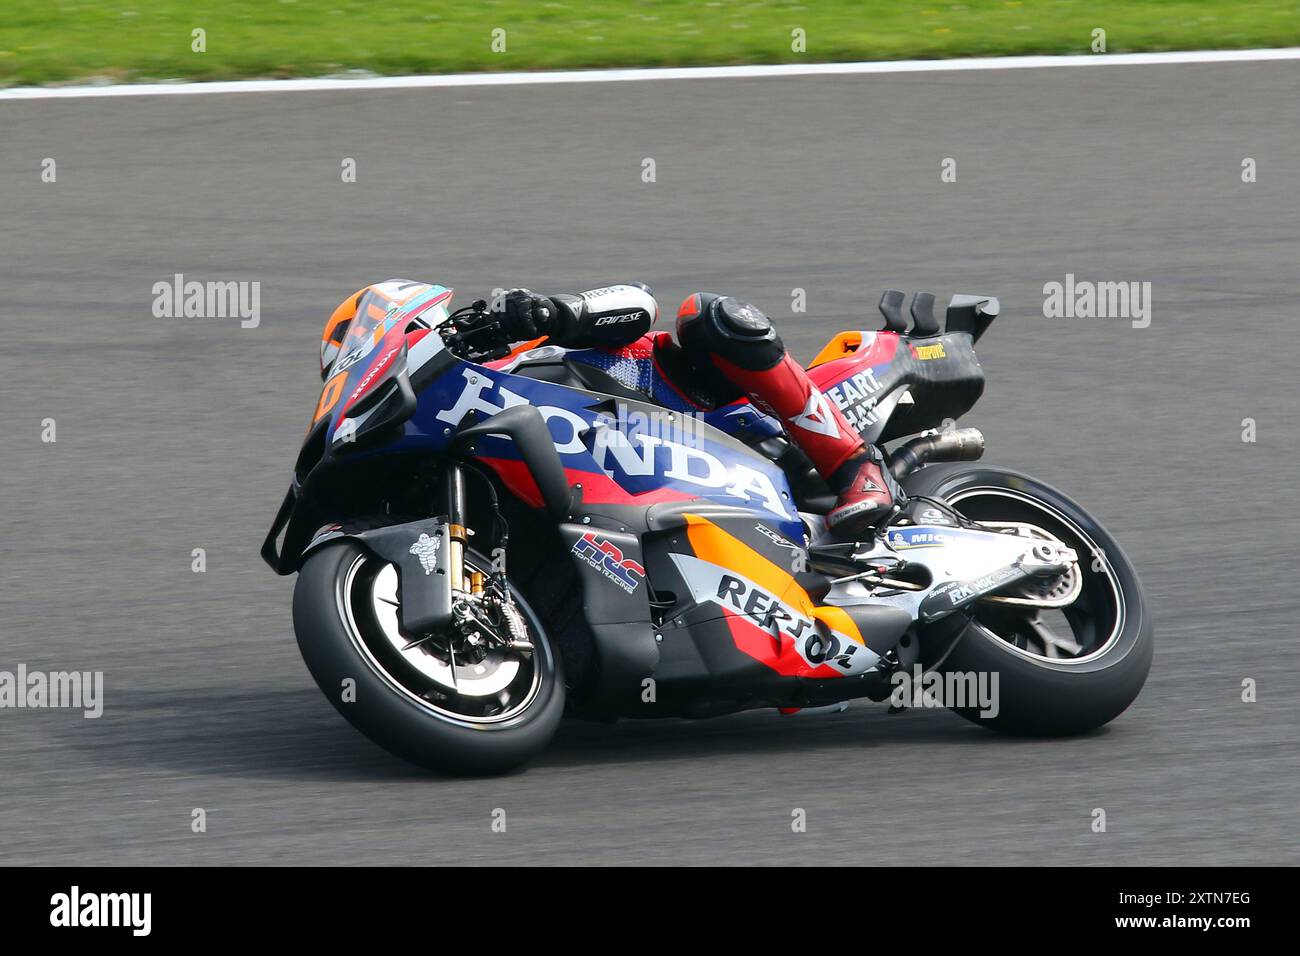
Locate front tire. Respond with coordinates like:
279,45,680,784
904,464,1152,736
293,542,565,775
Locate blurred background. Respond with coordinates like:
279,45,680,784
2,0,1299,87
0,3,1297,865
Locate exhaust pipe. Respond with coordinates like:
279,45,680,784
888,427,985,481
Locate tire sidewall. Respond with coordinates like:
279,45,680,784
904,463,1153,735
293,541,565,774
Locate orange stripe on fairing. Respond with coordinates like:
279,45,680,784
683,514,865,647
811,604,864,646
484,335,549,369
807,331,863,368
807,331,901,387
682,514,803,607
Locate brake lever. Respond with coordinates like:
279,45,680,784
444,304,515,362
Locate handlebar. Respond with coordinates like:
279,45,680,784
439,300,514,362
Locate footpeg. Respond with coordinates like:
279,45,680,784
806,542,869,577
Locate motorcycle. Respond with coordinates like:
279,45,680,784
262,280,1152,775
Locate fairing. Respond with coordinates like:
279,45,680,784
265,292,995,718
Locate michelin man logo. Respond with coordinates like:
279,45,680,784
409,532,441,574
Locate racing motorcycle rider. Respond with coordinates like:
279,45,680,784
500,284,903,539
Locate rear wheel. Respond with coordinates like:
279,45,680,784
293,542,564,775
904,464,1152,736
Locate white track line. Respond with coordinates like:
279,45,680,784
3,47,1299,101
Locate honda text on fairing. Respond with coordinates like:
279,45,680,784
262,280,1152,775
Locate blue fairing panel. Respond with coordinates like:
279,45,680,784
393,358,804,539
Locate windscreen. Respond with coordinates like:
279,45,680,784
327,280,453,379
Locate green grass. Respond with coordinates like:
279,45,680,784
2,1,1297,87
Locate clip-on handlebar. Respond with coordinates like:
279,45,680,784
440,300,514,362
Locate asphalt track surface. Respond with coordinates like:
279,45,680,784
2,61,1298,866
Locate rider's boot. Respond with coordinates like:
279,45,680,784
723,354,901,539
824,444,902,538
679,294,902,539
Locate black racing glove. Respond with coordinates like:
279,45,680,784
501,289,558,341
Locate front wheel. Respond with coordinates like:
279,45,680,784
293,542,565,775
904,464,1152,736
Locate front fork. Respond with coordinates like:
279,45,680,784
444,461,489,596
441,461,527,651
445,462,469,594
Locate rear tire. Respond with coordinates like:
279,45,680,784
905,464,1152,736
293,541,565,775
